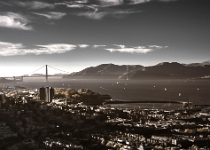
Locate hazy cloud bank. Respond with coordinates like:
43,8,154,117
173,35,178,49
0,42,76,56
0,40,167,56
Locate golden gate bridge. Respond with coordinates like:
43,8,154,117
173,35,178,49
0,65,69,83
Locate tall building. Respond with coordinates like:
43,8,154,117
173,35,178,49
40,87,54,102
0,95,1,108
40,87,46,101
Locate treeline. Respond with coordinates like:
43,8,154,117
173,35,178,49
54,88,103,104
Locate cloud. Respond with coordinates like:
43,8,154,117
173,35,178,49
0,12,32,30
56,2,105,19
0,41,25,56
99,0,124,7
113,44,125,48
0,1,13,6
77,9,108,19
105,44,167,53
55,2,84,8
77,8,141,19
106,47,152,53
34,44,77,54
33,12,66,19
78,44,89,48
55,1,90,8
57,0,137,20
149,45,168,48
98,0,176,6
130,0,176,4
130,0,151,4
76,0,88,4
112,10,141,14
53,0,140,20
18,1,55,9
56,0,88,5
0,41,77,56
93,45,106,48
67,4,84,8
0,42,167,56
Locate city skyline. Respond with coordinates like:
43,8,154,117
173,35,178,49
0,0,210,76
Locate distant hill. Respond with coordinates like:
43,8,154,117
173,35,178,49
185,60,210,67
63,61,210,80
63,64,143,79
128,62,210,79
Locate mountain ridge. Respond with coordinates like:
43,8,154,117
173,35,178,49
63,61,210,80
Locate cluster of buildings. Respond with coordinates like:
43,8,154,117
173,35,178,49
0,85,210,149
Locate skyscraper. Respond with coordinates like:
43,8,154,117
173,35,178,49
39,87,54,102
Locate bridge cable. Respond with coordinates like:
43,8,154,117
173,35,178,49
28,65,46,75
48,65,70,74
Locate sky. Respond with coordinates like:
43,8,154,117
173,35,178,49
0,0,210,76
